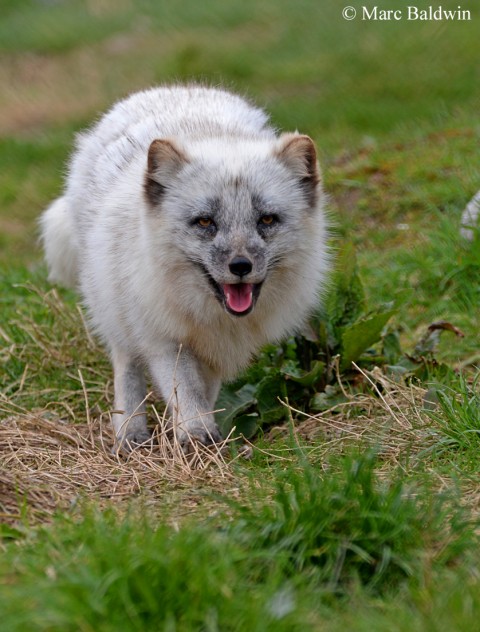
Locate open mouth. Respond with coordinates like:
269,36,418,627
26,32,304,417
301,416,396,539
222,283,257,315
193,262,263,316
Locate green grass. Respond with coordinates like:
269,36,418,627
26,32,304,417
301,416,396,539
424,373,480,469
1,0,480,629
230,450,471,591
1,452,477,632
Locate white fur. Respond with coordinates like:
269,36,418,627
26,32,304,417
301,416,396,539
40,85,329,449
460,190,480,240
39,197,77,288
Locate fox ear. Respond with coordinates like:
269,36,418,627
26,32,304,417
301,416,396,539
145,139,189,207
276,134,321,206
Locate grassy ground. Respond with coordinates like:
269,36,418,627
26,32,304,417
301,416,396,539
1,0,479,630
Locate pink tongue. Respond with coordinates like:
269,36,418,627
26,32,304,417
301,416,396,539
223,283,253,313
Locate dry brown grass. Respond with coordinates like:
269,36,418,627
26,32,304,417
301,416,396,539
0,358,439,527
1,286,243,526
270,365,437,470
2,286,463,528
0,397,241,526
3,357,474,528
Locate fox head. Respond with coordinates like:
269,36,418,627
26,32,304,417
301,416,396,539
143,133,323,318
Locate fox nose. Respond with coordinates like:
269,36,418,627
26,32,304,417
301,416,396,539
229,256,253,278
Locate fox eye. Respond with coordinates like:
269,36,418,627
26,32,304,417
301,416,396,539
196,217,215,228
259,214,277,226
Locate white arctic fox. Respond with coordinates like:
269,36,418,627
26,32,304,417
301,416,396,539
40,85,329,450
460,190,480,240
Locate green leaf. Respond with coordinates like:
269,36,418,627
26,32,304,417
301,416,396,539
340,309,396,370
326,242,366,331
231,413,259,439
0,523,25,540
310,385,350,411
382,331,402,365
281,360,326,387
215,383,257,436
256,373,287,424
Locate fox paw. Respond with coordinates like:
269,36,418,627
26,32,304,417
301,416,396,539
179,424,223,452
113,429,152,454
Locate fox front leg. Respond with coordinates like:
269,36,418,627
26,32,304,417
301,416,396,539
148,344,222,449
111,349,151,451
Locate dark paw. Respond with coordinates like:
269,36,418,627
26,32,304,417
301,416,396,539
113,430,153,454
180,424,223,452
